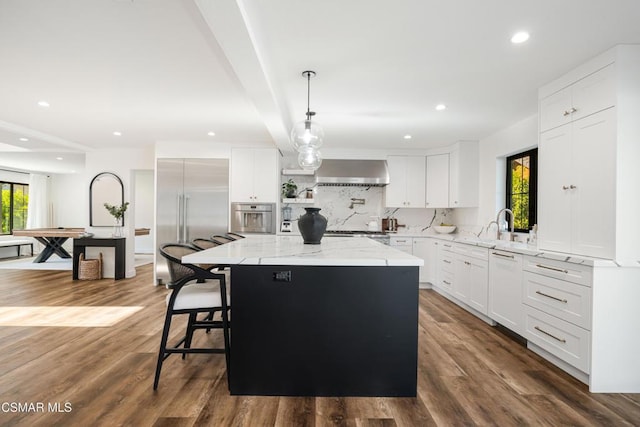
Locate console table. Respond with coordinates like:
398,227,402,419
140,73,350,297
73,237,126,280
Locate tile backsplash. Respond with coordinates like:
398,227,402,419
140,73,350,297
281,175,462,234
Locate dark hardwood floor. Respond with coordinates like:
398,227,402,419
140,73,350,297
0,265,638,426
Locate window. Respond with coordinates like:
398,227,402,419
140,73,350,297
506,149,537,232
1,181,29,235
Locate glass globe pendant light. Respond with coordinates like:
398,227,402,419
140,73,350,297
291,70,323,169
298,147,323,170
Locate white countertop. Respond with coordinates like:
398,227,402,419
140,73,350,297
182,235,424,267
392,233,639,268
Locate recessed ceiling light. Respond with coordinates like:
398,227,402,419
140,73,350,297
113,131,122,136
56,157,63,161
511,31,530,44
37,100,50,108
403,134,412,140
435,104,447,111
19,137,29,142
207,131,216,137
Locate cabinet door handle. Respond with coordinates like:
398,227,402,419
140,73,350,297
562,185,569,190
535,290,568,304
534,326,567,343
569,184,577,189
464,261,471,265
491,252,514,259
563,110,571,116
535,263,569,274
570,107,577,113
443,260,452,264
443,280,451,285
443,244,452,248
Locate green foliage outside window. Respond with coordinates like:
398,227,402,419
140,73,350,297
1,183,29,234
510,161,530,230
506,149,537,233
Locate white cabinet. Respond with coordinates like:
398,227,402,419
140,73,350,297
231,149,278,203
425,154,449,208
389,236,412,253
488,249,524,335
538,46,640,263
413,237,437,284
522,255,592,374
539,64,615,132
385,156,426,208
452,244,489,315
448,141,478,208
434,241,454,293
538,108,616,258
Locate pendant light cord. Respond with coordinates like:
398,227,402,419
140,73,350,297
306,71,311,120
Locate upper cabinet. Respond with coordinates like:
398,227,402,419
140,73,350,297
386,141,479,209
385,156,426,208
425,154,449,208
230,148,278,203
537,45,640,261
539,64,615,132
448,141,479,208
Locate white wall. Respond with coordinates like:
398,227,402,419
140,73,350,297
456,114,538,231
134,170,154,254
48,147,154,278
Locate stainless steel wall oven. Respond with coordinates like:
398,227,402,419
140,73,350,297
231,203,276,234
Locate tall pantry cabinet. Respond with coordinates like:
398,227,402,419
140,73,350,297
536,46,640,393
537,45,640,262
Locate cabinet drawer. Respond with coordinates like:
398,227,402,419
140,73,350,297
524,306,590,373
390,236,412,246
438,270,454,293
523,256,592,287
523,272,591,330
440,254,454,274
453,243,488,261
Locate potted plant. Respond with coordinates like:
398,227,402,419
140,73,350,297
281,179,298,199
104,202,129,237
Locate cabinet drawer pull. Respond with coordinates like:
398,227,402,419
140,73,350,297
443,244,452,248
535,263,569,274
443,280,451,285
491,252,514,259
443,260,452,264
534,326,567,343
563,110,571,116
464,261,471,265
535,290,568,303
570,107,577,113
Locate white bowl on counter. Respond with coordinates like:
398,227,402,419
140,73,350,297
433,225,456,234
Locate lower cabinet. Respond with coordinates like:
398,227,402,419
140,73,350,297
412,237,437,284
521,255,592,375
452,244,489,315
435,241,454,293
488,249,524,335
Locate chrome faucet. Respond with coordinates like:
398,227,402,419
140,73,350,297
495,208,515,240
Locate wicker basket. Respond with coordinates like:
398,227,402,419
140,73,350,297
78,252,102,280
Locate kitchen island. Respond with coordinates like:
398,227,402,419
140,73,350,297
183,235,423,397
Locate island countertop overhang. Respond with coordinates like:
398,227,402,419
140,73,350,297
182,235,424,267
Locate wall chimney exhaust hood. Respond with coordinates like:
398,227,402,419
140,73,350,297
315,159,389,186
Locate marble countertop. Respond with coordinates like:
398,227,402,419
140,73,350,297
182,235,424,267
391,233,639,268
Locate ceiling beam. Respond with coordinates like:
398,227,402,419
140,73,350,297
193,0,293,153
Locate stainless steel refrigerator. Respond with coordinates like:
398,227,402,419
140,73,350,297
155,158,229,285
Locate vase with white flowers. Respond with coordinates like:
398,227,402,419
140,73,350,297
104,202,129,237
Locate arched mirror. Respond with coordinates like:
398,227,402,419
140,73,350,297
90,172,124,226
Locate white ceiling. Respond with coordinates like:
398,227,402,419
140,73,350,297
1,0,640,174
